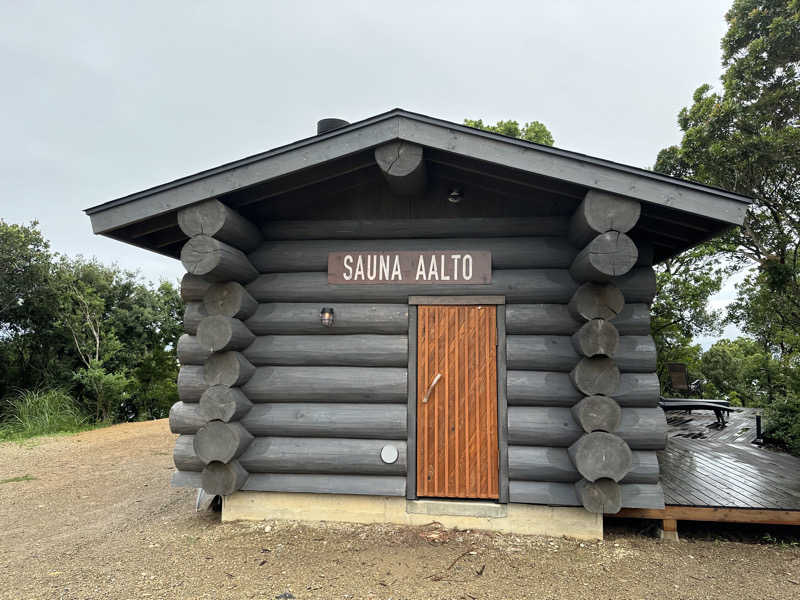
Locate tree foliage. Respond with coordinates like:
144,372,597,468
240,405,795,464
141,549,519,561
464,118,555,146
0,221,52,337
655,0,800,338
0,219,181,425
653,0,800,452
700,337,785,406
651,244,730,385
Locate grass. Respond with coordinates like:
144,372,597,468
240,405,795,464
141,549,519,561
0,388,90,442
0,474,36,484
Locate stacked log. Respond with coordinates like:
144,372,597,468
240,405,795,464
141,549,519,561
564,190,663,514
504,192,664,512
173,203,415,498
241,268,656,304
171,201,666,508
171,199,261,496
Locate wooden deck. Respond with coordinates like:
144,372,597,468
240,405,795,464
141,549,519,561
665,405,761,444
615,407,800,527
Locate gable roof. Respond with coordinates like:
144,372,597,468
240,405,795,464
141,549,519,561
85,108,751,259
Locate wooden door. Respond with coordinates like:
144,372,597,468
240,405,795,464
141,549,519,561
416,305,498,499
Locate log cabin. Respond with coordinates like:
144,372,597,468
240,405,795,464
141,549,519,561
85,109,750,539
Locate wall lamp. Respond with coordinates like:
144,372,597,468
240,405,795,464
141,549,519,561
448,188,463,204
320,307,335,327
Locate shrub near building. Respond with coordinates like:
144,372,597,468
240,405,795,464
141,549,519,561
0,220,182,436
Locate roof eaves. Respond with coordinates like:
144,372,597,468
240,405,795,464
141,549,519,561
85,108,752,234
395,109,752,206
85,108,407,216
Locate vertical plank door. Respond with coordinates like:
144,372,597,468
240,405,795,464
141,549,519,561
417,305,498,499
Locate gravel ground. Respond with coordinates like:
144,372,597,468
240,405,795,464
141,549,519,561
1,419,799,600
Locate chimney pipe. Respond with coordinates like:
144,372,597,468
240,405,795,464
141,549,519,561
317,118,349,135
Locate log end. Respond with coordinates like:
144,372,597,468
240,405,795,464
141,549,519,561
177,199,227,238
201,460,249,496
570,231,639,283
571,319,620,357
194,420,253,464
197,315,255,353
204,352,256,387
181,235,224,277
374,141,426,195
568,283,625,321
199,385,253,422
568,190,641,247
180,235,258,283
568,432,633,482
571,395,622,433
177,199,262,252
575,478,622,514
204,282,257,320
570,357,620,397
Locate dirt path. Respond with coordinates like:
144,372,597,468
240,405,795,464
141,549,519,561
1,420,799,599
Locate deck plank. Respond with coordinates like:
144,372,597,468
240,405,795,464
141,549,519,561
669,443,789,505
680,441,800,502
666,447,771,508
658,407,800,511
660,447,756,508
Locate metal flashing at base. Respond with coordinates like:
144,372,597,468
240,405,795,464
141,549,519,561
222,492,602,540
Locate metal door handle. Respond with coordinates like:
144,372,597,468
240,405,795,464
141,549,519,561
422,373,442,403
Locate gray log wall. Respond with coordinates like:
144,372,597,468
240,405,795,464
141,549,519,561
504,190,665,514
173,199,415,497
171,199,262,496
170,186,665,514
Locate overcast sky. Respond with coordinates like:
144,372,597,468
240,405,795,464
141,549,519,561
1,1,739,344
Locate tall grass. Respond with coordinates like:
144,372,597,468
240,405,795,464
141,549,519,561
0,389,88,440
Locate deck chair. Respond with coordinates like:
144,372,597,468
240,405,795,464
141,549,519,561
666,362,702,397
662,362,729,425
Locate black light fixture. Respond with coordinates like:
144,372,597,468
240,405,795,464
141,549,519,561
447,188,463,204
320,307,335,327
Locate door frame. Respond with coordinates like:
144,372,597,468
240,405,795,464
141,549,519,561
406,296,509,503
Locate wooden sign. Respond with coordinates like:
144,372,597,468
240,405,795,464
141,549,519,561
328,251,491,284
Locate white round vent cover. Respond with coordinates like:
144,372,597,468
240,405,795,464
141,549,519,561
380,445,399,464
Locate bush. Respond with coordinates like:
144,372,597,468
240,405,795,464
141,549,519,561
0,388,88,440
763,397,800,456
127,347,179,421
72,362,131,423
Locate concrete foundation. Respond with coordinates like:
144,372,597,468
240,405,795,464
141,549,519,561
659,518,680,542
222,492,603,540
659,528,680,542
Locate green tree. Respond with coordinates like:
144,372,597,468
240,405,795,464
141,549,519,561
655,0,800,337
653,0,800,451
72,361,132,423
54,257,182,421
650,244,731,390
0,220,52,333
0,220,182,426
54,259,123,371
0,221,73,397
464,118,555,146
700,337,783,406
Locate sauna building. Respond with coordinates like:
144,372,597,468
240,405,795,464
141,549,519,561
85,110,749,538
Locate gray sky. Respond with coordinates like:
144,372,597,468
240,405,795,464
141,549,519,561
1,0,738,344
